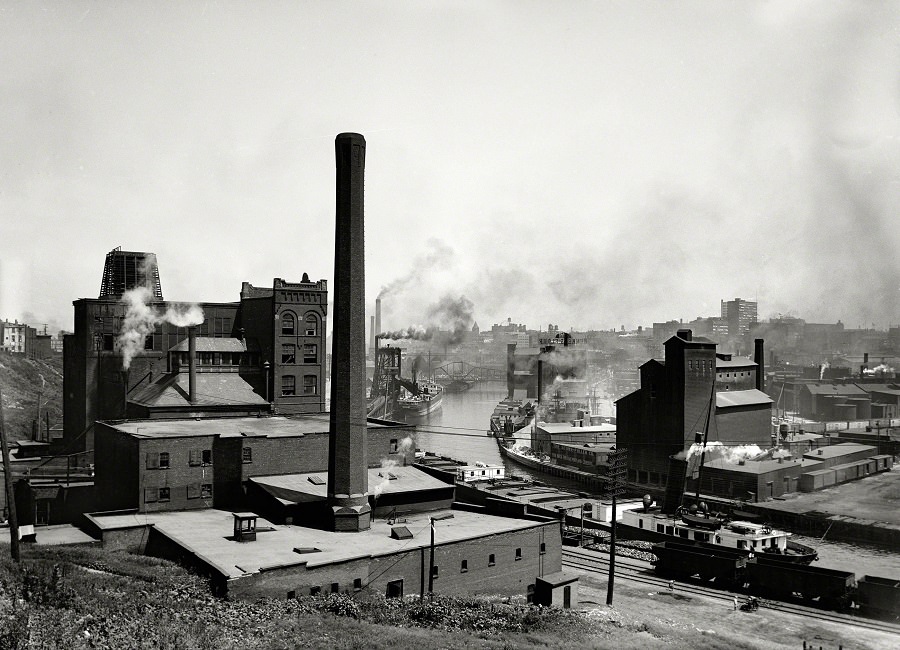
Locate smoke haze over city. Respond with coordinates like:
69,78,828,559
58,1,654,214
1,2,898,333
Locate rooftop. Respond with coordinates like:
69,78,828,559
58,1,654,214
803,442,876,460
128,373,268,408
536,422,616,434
168,337,249,353
250,466,449,504
84,507,548,579
715,389,772,408
103,414,403,439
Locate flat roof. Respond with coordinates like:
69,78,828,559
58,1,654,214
716,357,756,369
552,441,615,452
704,457,803,474
716,389,772,408
536,422,616,434
169,337,248,353
251,466,449,503
102,414,402,439
85,508,549,579
803,443,876,460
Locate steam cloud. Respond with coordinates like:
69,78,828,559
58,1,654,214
373,436,414,498
116,286,205,370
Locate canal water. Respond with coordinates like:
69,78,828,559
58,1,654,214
407,381,900,580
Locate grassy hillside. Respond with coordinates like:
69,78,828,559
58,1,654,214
0,543,894,650
0,351,63,442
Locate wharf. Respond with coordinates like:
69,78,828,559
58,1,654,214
689,469,900,549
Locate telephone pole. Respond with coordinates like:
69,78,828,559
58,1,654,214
0,388,20,561
605,446,627,606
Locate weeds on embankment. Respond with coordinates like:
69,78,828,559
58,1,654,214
0,544,609,649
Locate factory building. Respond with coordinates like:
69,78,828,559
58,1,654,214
62,248,327,456
615,329,772,506
79,133,568,603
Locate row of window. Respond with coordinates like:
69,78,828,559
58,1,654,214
144,483,212,502
290,546,547,599
281,375,317,396
281,312,319,336
281,344,317,364
146,447,253,469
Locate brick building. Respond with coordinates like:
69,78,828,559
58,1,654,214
94,414,415,514
63,247,328,456
615,329,772,507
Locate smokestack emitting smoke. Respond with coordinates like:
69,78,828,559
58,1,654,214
379,294,475,344
373,436,414,498
188,326,197,405
327,132,371,532
115,286,204,369
754,339,764,392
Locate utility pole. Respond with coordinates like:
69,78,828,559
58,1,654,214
428,517,435,600
605,446,627,606
0,388,20,561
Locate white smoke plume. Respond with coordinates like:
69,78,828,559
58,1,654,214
373,436,414,498
676,441,765,475
820,361,830,380
864,363,894,375
115,286,205,370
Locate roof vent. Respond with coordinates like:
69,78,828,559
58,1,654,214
307,476,326,485
677,329,692,341
390,526,413,540
293,547,322,554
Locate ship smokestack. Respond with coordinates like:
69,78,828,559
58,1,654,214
188,326,197,405
327,133,371,532
754,338,765,392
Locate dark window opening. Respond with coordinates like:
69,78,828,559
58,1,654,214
282,375,296,396
242,447,252,463
282,344,295,364
310,586,320,596
331,582,339,593
460,560,468,573
201,449,212,465
282,313,295,335
303,375,317,395
515,548,522,561
303,344,317,363
539,543,546,555
488,554,495,567
200,484,212,499
158,452,170,469
158,487,170,502
353,578,362,591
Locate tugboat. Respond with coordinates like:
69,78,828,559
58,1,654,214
618,500,818,564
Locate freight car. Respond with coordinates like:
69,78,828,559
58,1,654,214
651,542,747,588
651,542,858,610
857,575,900,620
745,560,856,610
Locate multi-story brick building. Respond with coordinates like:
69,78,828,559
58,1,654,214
94,414,415,514
0,319,27,353
63,248,328,456
615,329,772,506
721,297,758,336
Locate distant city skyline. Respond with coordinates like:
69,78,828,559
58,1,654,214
2,2,898,333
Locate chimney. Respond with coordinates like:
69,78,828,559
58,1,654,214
754,338,765,392
677,328,692,341
375,297,382,341
188,326,197,405
537,358,543,404
369,315,375,352
327,133,371,532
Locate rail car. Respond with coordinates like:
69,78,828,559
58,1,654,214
857,575,900,620
746,560,856,610
651,541,747,588
651,542,858,610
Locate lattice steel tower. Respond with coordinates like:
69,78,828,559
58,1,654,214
99,247,163,299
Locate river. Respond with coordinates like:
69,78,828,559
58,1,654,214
406,380,900,580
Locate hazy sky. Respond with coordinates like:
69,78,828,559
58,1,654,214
2,1,899,335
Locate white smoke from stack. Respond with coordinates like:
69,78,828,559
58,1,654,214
820,361,830,380
675,441,765,474
864,363,893,375
372,436,413,498
116,286,204,370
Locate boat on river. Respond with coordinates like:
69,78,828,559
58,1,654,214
618,503,818,565
396,380,443,416
488,398,535,437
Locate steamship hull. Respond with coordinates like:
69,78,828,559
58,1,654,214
396,391,443,415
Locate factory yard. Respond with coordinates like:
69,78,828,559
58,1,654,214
757,469,900,528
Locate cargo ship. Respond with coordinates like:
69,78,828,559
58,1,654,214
488,398,535,437
396,380,443,416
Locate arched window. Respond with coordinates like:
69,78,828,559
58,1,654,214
305,313,318,336
282,312,295,335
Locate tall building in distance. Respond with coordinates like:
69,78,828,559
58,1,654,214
721,297,757,336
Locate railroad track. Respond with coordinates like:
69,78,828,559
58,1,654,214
562,547,900,637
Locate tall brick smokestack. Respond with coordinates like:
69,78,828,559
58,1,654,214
328,133,371,532
369,315,375,353
754,338,765,393
188,326,198,405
